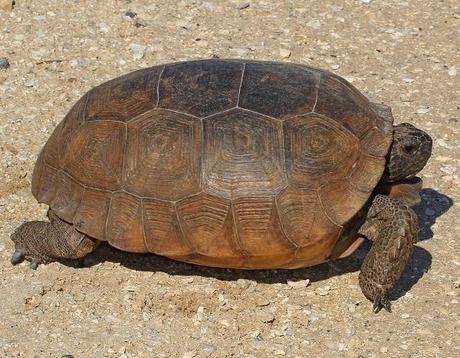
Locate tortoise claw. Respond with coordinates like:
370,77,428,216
30,258,40,270
373,295,391,313
11,248,45,269
11,249,25,265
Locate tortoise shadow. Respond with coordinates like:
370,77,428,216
67,188,452,288
388,188,452,300
413,188,453,242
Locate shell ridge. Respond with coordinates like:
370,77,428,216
311,72,321,113
315,189,342,228
155,65,166,107
140,198,149,252
236,62,246,107
274,195,300,249
174,203,197,255
104,195,114,241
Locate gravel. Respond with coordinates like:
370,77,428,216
0,57,10,69
1,0,459,357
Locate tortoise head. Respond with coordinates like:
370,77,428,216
383,123,432,182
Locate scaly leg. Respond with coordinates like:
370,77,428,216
10,210,98,269
358,195,418,312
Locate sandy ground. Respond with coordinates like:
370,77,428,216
0,0,459,357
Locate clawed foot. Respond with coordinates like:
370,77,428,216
10,221,56,270
372,294,392,313
10,247,50,270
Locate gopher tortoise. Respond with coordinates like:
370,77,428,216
10,59,432,312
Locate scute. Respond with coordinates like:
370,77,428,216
73,187,110,239
232,196,296,268
143,198,191,256
50,173,84,223
318,180,370,225
202,108,286,199
283,113,360,189
175,193,244,267
85,67,161,122
239,62,319,119
315,73,375,139
124,109,201,200
106,192,146,252
62,121,126,191
158,60,244,117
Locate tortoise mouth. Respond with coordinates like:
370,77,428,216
390,176,423,186
377,176,423,207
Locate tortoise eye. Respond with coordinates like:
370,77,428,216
404,144,416,154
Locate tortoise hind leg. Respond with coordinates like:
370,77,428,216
10,210,99,269
358,195,418,312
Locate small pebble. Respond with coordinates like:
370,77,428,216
306,19,321,29
229,47,251,57
258,310,275,323
195,306,206,321
200,343,216,352
236,278,252,289
129,43,146,60
142,311,152,321
182,352,196,358
287,279,310,289
134,20,147,28
400,93,413,102
416,106,431,114
70,58,90,68
440,165,456,175
401,313,410,319
436,139,449,148
0,57,10,69
308,313,320,322
256,298,271,307
24,79,35,87
220,319,230,327
330,64,340,70
279,49,291,59
237,2,250,10
98,22,111,33
0,0,13,11
125,10,137,18
274,349,286,356
448,67,457,76
315,285,331,296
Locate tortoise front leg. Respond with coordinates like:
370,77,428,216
358,195,418,312
10,210,99,269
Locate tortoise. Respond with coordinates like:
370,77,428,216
10,59,432,312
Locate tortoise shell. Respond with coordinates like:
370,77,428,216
32,59,393,269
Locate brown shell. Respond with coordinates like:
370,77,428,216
32,59,393,269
